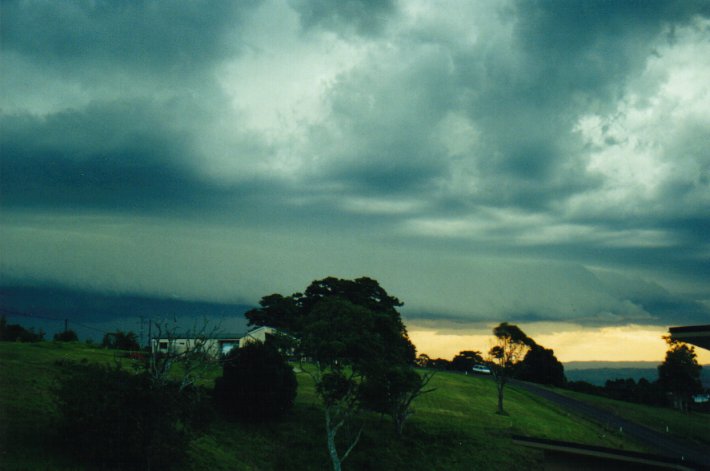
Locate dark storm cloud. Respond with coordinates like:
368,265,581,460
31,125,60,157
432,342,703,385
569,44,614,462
1,101,200,210
511,0,710,104
0,283,251,340
444,0,710,211
1,0,708,332
289,0,396,36
0,0,257,70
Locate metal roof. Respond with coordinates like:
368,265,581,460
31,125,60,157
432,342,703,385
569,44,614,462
669,324,710,351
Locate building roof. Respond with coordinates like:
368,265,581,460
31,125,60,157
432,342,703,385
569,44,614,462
153,333,244,340
669,325,710,351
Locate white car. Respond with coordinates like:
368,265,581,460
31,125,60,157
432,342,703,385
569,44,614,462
471,364,492,375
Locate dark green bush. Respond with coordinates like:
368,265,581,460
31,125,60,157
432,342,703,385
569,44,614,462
101,330,139,350
53,362,201,470
53,330,78,342
214,341,297,421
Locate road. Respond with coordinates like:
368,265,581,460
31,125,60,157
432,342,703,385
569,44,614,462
510,380,710,469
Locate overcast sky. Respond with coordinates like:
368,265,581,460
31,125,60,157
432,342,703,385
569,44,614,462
1,0,709,361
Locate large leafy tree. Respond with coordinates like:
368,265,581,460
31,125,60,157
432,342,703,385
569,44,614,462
488,322,534,415
247,277,419,471
518,344,566,387
451,350,484,372
658,336,703,411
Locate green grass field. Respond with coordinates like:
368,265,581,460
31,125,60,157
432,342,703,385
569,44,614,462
1,342,647,470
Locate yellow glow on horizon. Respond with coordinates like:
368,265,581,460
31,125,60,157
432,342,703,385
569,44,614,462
409,325,710,364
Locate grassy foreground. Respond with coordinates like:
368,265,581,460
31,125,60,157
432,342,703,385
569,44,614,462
1,342,643,470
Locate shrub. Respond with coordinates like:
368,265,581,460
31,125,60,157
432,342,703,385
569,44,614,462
101,330,140,350
213,341,297,421
0,316,44,342
53,330,78,342
53,362,200,470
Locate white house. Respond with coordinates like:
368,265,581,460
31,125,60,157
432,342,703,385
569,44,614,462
239,326,277,347
151,326,279,358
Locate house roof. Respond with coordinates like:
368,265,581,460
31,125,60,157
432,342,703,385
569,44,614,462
153,333,244,340
669,324,710,351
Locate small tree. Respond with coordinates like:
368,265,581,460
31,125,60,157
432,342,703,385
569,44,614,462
53,330,78,342
214,341,296,421
102,330,139,350
299,298,379,471
658,336,703,411
488,322,532,415
147,318,220,392
361,365,434,436
414,353,431,368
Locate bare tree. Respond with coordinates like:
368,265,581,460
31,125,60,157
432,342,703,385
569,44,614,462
300,361,364,471
488,322,533,415
147,317,221,391
361,366,435,436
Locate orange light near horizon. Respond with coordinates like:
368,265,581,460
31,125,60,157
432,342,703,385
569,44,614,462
409,325,710,364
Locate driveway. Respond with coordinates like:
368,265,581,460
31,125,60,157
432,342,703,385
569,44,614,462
511,380,710,469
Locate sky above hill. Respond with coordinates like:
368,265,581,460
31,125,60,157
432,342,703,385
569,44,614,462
1,1,709,362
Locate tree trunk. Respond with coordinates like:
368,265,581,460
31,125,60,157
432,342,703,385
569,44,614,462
496,380,506,415
325,409,343,471
394,413,405,437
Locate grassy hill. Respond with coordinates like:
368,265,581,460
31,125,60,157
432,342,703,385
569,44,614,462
1,342,645,470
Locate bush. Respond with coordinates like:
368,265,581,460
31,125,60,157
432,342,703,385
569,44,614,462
213,341,297,421
0,316,44,342
53,330,78,342
101,330,140,350
53,362,201,470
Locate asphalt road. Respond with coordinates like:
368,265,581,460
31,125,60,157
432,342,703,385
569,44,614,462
510,380,710,469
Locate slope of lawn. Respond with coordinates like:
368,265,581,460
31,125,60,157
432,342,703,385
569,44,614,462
549,386,710,448
0,341,128,469
1,342,645,470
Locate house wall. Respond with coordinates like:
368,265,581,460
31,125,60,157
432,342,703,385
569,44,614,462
151,327,277,358
151,338,221,357
239,326,276,347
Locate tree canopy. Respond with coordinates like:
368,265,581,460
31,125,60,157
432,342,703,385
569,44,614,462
246,276,415,364
518,345,566,387
658,336,703,411
247,276,420,471
451,350,484,372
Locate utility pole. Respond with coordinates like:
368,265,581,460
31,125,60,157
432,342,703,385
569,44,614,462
64,318,68,333
147,318,152,352
139,316,144,348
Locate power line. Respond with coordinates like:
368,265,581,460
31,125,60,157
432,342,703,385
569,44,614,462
0,307,112,335
0,307,66,322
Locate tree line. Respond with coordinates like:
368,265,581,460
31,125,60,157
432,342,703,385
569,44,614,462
566,336,706,411
415,323,705,414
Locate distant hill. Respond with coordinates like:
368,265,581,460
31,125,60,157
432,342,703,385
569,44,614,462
564,361,710,388
565,361,661,370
